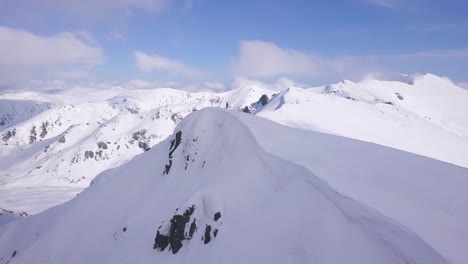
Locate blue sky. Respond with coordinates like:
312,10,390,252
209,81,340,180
0,0,467,88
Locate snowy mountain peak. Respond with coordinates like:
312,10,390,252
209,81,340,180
2,108,464,263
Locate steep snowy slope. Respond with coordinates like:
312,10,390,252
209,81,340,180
258,74,468,167
2,109,466,264
0,86,275,214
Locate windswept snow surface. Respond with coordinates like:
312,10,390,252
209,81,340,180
2,109,466,264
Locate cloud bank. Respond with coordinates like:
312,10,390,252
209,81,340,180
232,40,379,81
0,26,102,67
134,51,204,78
0,26,103,87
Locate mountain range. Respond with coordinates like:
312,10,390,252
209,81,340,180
1,73,467,263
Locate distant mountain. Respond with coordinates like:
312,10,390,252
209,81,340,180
258,73,468,167
1,109,467,264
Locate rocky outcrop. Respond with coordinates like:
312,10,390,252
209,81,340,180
154,206,195,254
163,131,182,175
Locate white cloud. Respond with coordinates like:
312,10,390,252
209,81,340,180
0,26,102,87
232,40,468,82
231,77,307,91
232,40,379,80
134,51,204,78
232,41,320,78
0,26,102,67
363,71,415,84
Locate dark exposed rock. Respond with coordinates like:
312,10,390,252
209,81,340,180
154,231,169,251
2,130,14,141
95,150,103,160
171,114,183,124
132,130,147,141
168,215,188,253
189,219,197,239
84,150,94,159
154,205,195,254
97,142,108,149
204,225,212,244
396,92,404,100
19,212,29,217
242,106,251,114
259,94,269,106
169,131,182,158
213,229,218,237
40,122,48,138
138,141,150,151
214,212,221,221
164,160,172,175
163,131,182,175
123,227,127,232
29,126,37,144
58,136,66,143
183,206,195,218
12,251,17,258
127,108,139,114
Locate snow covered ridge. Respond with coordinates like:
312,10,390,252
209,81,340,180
1,73,467,216
0,86,276,215
258,73,468,168
2,109,467,263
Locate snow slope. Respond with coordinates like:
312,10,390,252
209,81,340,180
2,109,466,264
259,73,468,167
